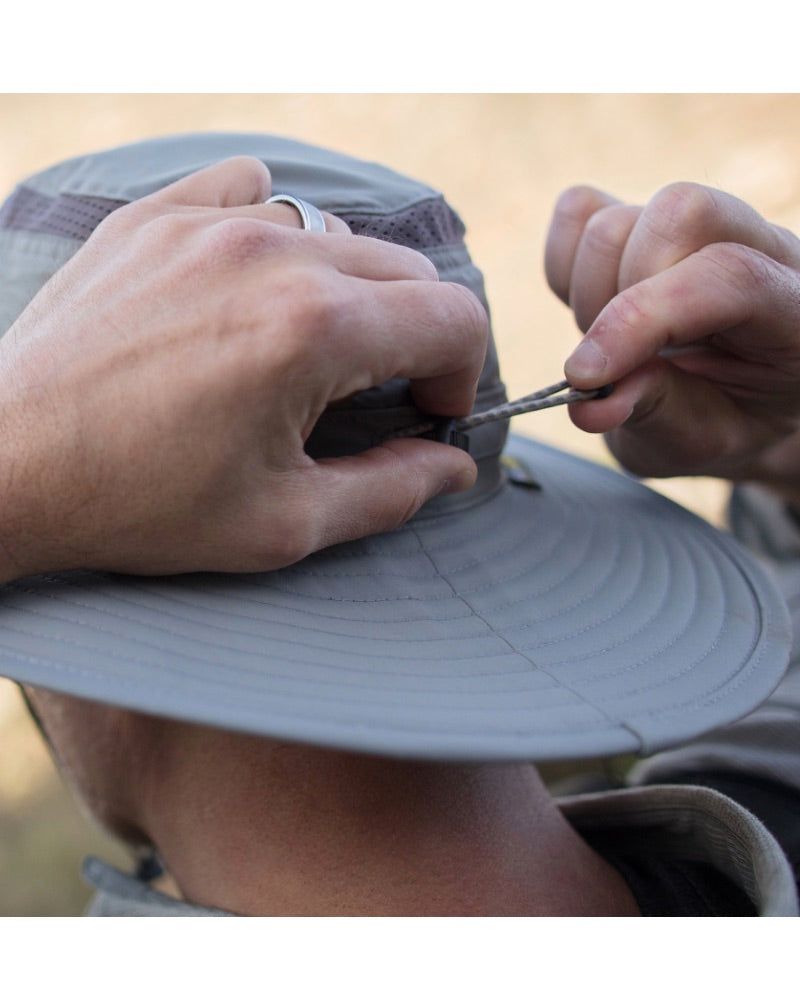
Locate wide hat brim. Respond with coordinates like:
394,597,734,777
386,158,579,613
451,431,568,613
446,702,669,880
0,133,792,761
0,434,790,762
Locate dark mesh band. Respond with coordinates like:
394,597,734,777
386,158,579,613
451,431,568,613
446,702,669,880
0,185,465,255
339,199,465,249
0,186,126,241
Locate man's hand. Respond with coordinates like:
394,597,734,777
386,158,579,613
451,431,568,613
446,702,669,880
0,157,487,581
545,182,800,496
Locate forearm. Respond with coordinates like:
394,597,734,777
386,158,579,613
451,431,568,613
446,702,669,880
0,393,46,585
0,158,486,583
0,353,108,584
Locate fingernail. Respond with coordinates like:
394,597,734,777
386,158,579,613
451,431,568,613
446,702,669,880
565,338,608,381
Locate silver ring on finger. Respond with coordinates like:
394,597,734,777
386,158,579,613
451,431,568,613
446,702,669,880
265,194,327,233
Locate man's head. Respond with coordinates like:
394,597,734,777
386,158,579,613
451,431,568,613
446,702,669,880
22,682,647,915
0,133,790,806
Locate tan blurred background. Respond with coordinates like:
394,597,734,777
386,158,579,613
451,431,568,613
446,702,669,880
1,93,800,915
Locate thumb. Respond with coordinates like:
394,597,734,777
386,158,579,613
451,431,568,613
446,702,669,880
305,439,478,550
573,359,753,479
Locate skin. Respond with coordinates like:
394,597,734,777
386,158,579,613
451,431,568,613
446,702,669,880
24,688,641,916
16,176,800,915
546,182,800,501
0,156,487,583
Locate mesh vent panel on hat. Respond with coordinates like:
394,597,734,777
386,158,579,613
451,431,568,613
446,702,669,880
0,186,465,259
340,199,466,250
0,186,125,242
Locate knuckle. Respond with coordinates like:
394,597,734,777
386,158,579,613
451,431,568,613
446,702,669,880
281,268,344,337
771,223,800,267
696,241,775,292
274,523,313,567
582,204,636,258
403,249,439,282
604,285,650,335
95,196,154,239
203,216,282,267
363,236,440,281
322,212,351,236
258,501,318,568
264,268,349,369
647,181,720,244
223,155,271,196
447,280,489,344
405,248,439,281
101,209,194,269
554,185,608,223
697,242,800,332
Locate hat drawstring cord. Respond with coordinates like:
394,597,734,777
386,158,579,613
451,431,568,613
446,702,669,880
390,379,613,451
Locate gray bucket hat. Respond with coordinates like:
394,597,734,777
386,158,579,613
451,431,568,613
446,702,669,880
0,133,791,761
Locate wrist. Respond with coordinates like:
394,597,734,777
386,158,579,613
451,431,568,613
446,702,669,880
0,476,35,584
0,450,43,585
0,384,69,584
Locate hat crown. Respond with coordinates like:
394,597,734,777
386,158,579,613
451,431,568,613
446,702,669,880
0,133,509,469
0,133,790,764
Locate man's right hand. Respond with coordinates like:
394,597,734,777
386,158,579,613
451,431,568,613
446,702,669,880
0,157,488,582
